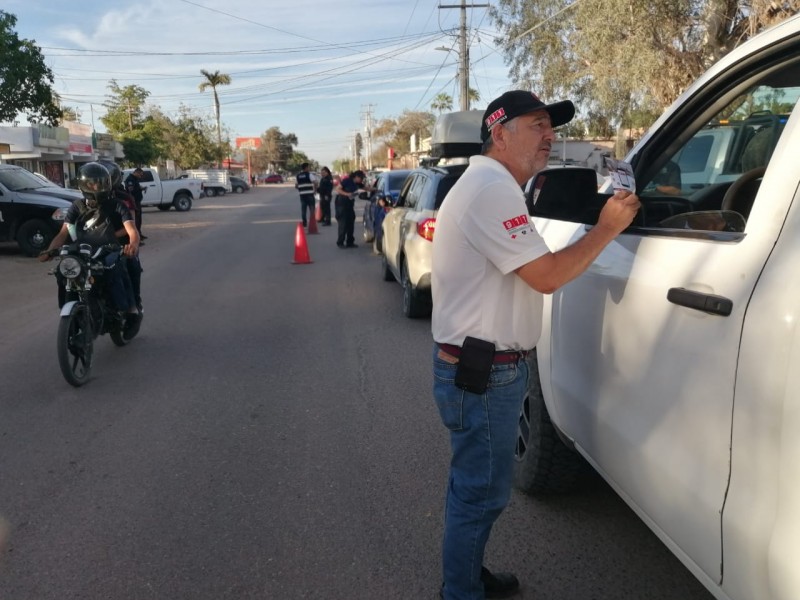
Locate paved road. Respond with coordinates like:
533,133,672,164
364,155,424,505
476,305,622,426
0,185,713,599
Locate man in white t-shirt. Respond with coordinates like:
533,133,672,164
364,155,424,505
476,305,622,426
431,90,640,600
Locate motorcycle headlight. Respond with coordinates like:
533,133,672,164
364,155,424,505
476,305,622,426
58,256,83,279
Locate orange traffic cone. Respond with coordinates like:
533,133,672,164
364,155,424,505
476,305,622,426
292,222,313,264
308,209,319,234
315,204,323,224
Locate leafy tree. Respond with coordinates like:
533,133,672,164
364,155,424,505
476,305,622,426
198,69,231,165
373,110,435,155
101,80,150,135
431,93,454,114
119,130,159,167
489,0,800,136
253,127,298,172
60,106,81,122
0,11,60,124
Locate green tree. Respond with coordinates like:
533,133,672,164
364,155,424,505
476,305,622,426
373,110,435,155
431,93,453,114
0,11,60,124
101,80,150,135
489,0,800,136
198,69,231,165
253,127,298,172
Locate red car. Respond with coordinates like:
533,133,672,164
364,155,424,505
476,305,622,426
261,174,284,184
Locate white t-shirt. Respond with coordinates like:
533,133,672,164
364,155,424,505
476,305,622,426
431,155,550,351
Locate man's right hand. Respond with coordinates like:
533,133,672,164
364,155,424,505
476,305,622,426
597,190,641,236
38,250,53,263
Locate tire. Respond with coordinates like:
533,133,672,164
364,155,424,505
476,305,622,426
514,350,589,494
234,186,244,194
57,303,93,387
401,259,430,318
157,205,171,211
363,226,374,243
173,194,192,212
111,311,142,346
381,252,394,282
16,219,53,257
205,188,217,197
218,189,226,197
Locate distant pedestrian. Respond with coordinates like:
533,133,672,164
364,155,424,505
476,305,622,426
318,166,334,226
334,170,372,248
295,162,317,227
124,167,146,241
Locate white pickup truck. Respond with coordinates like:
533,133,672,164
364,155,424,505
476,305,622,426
516,14,800,600
122,168,201,212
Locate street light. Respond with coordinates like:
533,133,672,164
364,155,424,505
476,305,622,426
434,45,469,111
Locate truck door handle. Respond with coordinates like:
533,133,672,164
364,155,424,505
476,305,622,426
667,287,732,316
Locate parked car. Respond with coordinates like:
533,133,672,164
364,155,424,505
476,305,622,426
122,168,201,211
515,14,800,600
381,162,469,318
362,169,412,251
261,173,284,184
230,176,250,194
0,164,80,256
380,111,481,318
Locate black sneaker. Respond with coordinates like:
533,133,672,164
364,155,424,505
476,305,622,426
336,242,345,248
481,567,519,598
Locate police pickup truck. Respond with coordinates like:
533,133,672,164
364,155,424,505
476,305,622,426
0,165,80,256
516,14,800,600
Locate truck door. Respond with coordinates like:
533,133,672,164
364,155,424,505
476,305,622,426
538,47,800,585
137,170,158,205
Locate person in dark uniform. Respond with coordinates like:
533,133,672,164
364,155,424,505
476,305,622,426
124,167,146,241
334,170,372,248
295,163,317,227
317,166,334,226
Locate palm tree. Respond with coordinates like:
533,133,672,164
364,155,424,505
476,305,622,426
431,93,453,114
198,69,232,165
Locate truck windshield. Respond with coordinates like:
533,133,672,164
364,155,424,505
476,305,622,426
0,167,49,192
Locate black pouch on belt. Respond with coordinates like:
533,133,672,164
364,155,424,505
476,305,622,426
454,336,495,394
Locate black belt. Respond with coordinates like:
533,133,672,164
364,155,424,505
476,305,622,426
437,343,530,364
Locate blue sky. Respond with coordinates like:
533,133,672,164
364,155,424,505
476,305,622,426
6,0,515,166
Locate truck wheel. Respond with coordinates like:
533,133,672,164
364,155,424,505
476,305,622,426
514,351,589,494
217,188,226,196
205,188,216,197
173,194,192,212
17,219,53,257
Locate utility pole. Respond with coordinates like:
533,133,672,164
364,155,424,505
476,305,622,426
438,0,488,111
361,104,376,171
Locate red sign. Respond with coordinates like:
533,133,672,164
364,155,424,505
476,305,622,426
235,137,262,150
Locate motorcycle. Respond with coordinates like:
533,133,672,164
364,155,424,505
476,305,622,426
49,242,142,386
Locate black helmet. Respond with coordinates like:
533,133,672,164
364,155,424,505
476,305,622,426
78,162,112,206
97,159,122,187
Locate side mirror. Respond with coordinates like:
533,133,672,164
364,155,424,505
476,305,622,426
525,167,607,225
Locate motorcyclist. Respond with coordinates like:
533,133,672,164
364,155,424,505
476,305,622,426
39,162,141,331
99,159,143,312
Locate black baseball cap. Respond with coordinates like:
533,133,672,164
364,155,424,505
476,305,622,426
481,90,575,141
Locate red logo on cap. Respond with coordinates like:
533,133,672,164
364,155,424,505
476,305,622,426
485,107,506,130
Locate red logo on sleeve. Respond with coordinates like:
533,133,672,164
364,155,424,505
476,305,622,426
503,214,530,239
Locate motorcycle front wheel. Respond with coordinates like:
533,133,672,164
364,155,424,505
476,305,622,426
57,302,93,387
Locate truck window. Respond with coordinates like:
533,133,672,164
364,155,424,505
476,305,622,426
139,171,155,183
637,61,800,234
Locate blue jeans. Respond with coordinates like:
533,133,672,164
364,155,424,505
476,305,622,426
433,345,529,600
300,194,315,225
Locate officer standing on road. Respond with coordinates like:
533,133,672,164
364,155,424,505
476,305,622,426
124,167,146,243
295,162,317,227
431,90,641,600
334,170,371,248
